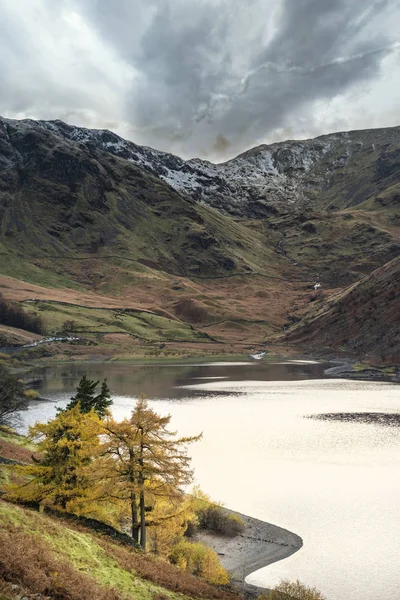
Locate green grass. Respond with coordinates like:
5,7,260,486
0,502,184,600
0,247,83,291
0,428,36,452
22,301,209,343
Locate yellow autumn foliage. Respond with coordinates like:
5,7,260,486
169,539,229,585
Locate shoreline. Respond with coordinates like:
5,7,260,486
196,509,303,596
324,361,399,383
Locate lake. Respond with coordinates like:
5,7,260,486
20,360,400,600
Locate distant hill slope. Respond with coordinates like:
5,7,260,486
284,256,400,362
0,116,285,280
0,117,298,346
0,116,399,355
5,117,400,218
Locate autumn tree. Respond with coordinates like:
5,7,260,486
100,397,201,550
8,405,102,513
64,375,112,418
147,495,197,556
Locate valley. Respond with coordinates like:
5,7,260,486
0,117,399,365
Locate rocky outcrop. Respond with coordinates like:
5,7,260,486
3,117,399,218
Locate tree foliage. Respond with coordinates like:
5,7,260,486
169,540,229,585
99,397,201,549
64,375,112,418
146,495,197,556
9,405,102,512
0,365,28,426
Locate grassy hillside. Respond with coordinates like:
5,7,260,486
0,118,284,282
246,203,400,287
0,428,238,600
21,300,209,343
284,256,400,363
0,500,240,600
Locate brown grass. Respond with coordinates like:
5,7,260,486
0,577,19,600
0,275,141,310
173,299,216,324
0,269,308,348
95,539,238,600
0,523,122,600
0,440,38,464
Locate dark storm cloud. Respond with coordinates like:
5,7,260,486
0,0,399,157
76,0,398,156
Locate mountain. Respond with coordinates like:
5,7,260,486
0,116,297,350
14,117,400,218
0,116,399,359
0,116,290,280
284,256,400,363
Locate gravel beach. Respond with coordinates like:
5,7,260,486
196,510,303,595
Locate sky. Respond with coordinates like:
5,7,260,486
1,0,400,160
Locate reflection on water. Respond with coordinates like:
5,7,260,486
20,361,400,600
26,360,329,400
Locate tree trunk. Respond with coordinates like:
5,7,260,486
131,491,139,544
139,489,146,551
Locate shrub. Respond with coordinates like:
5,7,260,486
61,320,78,334
265,579,326,599
169,540,229,585
302,222,317,234
24,389,39,400
198,506,245,537
98,538,235,600
184,519,198,538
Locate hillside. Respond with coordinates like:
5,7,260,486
0,116,399,359
0,117,283,279
0,499,241,600
284,256,400,363
0,426,238,600
18,118,400,218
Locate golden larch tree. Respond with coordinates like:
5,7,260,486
100,397,201,550
8,405,102,513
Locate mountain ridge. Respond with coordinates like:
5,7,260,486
3,116,400,218
0,116,399,361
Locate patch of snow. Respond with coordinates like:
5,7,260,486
0,116,367,217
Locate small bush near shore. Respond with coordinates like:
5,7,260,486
169,540,229,585
198,506,245,537
258,579,326,600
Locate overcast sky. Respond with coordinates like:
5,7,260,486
1,0,399,160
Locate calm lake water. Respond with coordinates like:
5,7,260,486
20,361,400,600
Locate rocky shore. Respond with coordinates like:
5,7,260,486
196,509,303,596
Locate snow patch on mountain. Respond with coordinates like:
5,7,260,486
0,116,359,217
